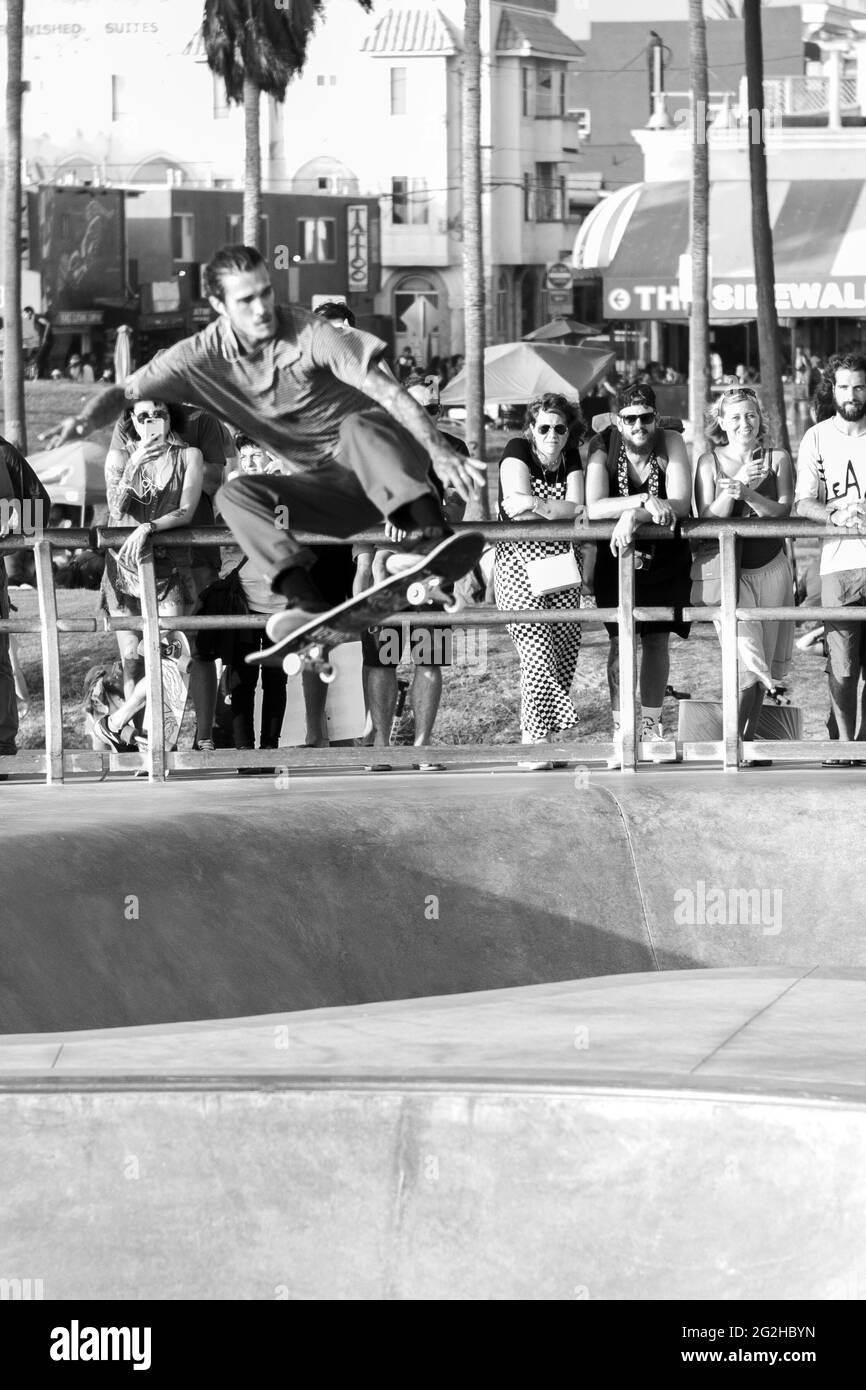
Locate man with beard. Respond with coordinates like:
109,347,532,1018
586,382,692,762
795,353,866,754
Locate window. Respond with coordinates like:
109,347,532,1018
213,74,229,120
297,218,336,262
225,213,269,251
390,66,407,116
171,213,195,262
524,168,565,222
391,176,429,226
523,66,566,119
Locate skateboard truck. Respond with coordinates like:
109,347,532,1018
284,643,336,682
406,575,463,612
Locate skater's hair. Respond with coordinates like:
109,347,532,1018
824,353,866,387
523,392,584,443
705,387,769,449
203,245,268,302
314,300,356,327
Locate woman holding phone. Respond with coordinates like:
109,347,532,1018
691,386,794,758
93,399,203,751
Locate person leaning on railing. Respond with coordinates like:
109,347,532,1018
794,352,866,762
493,392,586,771
585,382,692,760
691,386,795,764
90,398,203,753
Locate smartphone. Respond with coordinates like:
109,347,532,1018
144,419,164,443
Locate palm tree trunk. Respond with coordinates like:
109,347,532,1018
744,0,789,451
461,0,489,518
3,0,26,452
242,74,262,248
688,0,710,461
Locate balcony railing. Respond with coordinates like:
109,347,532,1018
3,519,865,785
761,75,859,117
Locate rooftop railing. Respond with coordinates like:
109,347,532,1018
0,519,861,784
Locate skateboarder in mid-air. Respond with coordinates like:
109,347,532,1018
51,245,486,655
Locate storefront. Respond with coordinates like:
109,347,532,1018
573,178,866,378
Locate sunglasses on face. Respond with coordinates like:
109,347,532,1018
134,410,168,423
536,423,567,436
620,412,654,426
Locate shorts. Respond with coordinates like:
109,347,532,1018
361,622,453,668
821,567,866,679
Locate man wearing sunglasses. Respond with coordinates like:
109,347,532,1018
586,382,692,761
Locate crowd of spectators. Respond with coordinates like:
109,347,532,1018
2,305,864,769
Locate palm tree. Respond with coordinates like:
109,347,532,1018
461,0,488,513
688,0,710,460
3,0,27,452
743,0,789,451
202,0,371,249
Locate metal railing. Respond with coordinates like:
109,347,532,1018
0,518,861,784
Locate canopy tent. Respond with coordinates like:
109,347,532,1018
522,317,596,342
439,342,615,407
27,440,107,512
573,178,866,320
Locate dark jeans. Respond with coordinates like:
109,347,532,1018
229,630,288,749
216,407,434,590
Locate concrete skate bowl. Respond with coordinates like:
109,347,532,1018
2,967,865,1299
1,768,863,1034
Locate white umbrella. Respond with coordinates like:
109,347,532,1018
439,342,616,407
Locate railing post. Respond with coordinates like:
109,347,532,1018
33,538,64,785
138,551,166,782
618,545,638,772
719,530,740,770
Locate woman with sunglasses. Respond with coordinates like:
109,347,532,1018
692,387,794,762
92,399,203,751
586,382,693,761
494,393,586,769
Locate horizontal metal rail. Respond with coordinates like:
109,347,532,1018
0,519,862,784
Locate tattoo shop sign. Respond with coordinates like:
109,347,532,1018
604,278,866,320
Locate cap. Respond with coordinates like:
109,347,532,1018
617,383,656,413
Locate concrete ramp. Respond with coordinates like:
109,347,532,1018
2,968,864,1300
0,769,862,1033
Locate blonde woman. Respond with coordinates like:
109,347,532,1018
692,386,794,761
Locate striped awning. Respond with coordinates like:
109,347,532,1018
573,179,866,319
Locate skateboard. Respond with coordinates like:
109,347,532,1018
137,630,192,751
249,532,486,680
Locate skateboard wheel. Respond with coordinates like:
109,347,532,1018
318,663,336,685
443,592,464,614
407,581,428,606
283,653,303,677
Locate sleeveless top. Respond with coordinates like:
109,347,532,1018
711,450,784,570
496,436,582,562
111,437,194,582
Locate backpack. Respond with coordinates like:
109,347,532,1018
191,560,249,663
